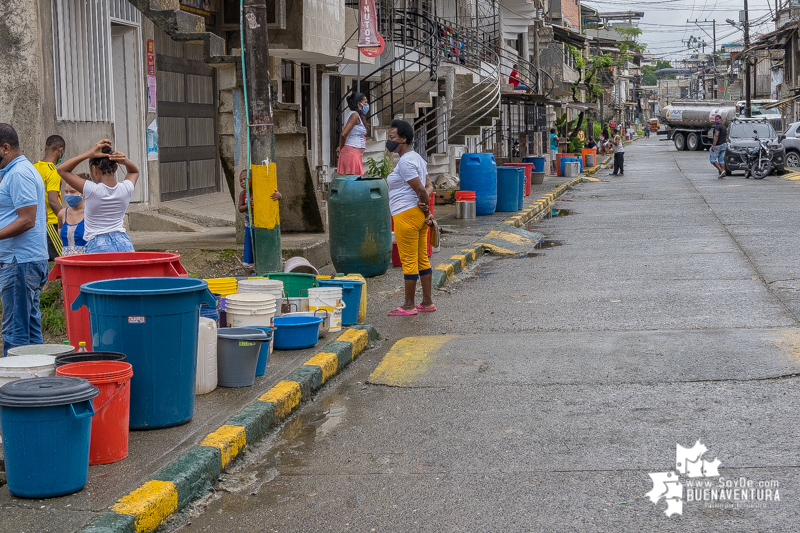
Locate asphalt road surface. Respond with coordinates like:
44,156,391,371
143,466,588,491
164,138,800,532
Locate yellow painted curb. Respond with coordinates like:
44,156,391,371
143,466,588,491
435,262,456,280
259,380,302,419
305,352,339,383
337,328,369,356
200,425,247,468
111,480,178,533
460,248,478,260
451,254,468,269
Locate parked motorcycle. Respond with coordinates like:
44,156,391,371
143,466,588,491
743,130,774,179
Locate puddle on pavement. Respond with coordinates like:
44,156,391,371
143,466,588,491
535,239,564,249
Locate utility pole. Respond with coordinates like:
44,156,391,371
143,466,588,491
533,0,540,94
744,0,751,117
243,0,282,272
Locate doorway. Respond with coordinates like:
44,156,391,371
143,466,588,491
111,23,146,202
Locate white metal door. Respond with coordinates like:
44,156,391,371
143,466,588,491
111,24,144,202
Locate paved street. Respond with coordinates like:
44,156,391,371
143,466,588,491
167,137,800,531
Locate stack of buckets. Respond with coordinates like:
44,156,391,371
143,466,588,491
225,293,278,328
307,286,345,332
236,278,285,316
203,277,238,297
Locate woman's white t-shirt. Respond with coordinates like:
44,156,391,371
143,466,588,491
387,151,428,216
82,179,135,241
344,111,367,149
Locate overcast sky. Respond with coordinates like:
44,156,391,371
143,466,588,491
584,0,782,62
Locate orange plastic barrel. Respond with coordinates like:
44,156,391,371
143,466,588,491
503,163,533,196
49,252,188,347
56,361,133,465
581,148,597,168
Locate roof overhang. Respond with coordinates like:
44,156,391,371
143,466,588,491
553,25,588,49
761,94,800,110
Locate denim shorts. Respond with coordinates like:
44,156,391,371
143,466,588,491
85,231,135,254
710,143,726,164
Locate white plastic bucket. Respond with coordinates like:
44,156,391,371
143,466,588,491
0,354,57,386
281,297,309,314
308,287,343,312
196,317,218,395
225,293,277,327
236,280,285,316
328,303,346,332
283,256,319,275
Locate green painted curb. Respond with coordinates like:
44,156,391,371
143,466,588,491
285,365,322,396
323,340,354,369
80,513,135,533
151,446,221,509
225,401,276,443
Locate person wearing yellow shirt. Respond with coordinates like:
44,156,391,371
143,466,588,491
33,135,65,260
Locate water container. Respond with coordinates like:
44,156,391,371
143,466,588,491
338,274,368,322
200,293,221,323
216,328,270,387
503,163,532,197
237,279,285,315
70,277,216,429
459,153,497,215
523,156,546,174
248,326,274,376
56,361,133,465
272,316,323,350
0,355,57,386
514,167,525,209
48,252,188,348
530,171,545,185
0,377,98,498
7,344,75,357
328,175,392,277
55,351,126,368
203,277,238,297
283,256,319,275
316,278,363,326
225,293,277,328
564,161,580,177
196,318,218,394
581,148,597,168
261,273,318,297
495,167,520,212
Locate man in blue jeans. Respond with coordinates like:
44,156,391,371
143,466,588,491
0,124,49,355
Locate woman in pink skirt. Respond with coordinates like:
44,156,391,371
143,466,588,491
336,92,370,175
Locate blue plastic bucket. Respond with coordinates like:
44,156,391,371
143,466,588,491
512,167,525,209
0,377,98,498
249,326,274,376
523,156,546,173
200,293,221,323
71,277,216,429
495,167,519,212
272,316,323,350
315,278,363,325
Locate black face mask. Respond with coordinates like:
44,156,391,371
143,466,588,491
385,140,401,152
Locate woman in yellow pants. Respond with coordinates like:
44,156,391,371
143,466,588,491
385,119,436,316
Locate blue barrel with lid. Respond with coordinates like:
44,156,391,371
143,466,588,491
495,167,520,212
71,277,216,429
459,153,497,215
315,278,363,326
0,377,98,498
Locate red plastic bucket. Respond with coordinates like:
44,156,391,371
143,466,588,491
56,361,133,465
455,191,476,201
49,252,188,347
503,163,533,196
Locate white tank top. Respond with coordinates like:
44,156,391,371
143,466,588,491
345,111,367,149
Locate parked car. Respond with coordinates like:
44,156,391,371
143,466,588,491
724,118,786,176
779,121,800,169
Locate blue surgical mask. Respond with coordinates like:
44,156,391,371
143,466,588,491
361,103,370,114
64,195,82,207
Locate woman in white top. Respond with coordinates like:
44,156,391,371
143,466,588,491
385,119,435,316
57,139,139,253
336,92,371,175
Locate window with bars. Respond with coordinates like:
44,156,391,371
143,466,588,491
51,0,141,122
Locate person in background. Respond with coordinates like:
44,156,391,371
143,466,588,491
509,64,530,92
337,92,370,176
57,139,138,253
600,124,611,154
57,173,88,256
710,114,727,179
385,119,435,316
609,127,625,176
584,137,597,150
238,169,281,269
0,124,49,355
33,134,66,260
549,128,559,175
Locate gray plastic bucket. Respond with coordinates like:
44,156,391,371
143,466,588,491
216,328,270,387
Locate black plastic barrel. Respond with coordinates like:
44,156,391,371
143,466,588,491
54,352,127,368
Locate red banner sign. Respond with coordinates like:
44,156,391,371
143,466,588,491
358,0,380,49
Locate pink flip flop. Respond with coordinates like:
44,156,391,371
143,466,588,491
388,307,418,316
416,304,437,312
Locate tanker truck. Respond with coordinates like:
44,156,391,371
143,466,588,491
658,101,737,151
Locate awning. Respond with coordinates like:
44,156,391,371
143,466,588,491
761,94,800,110
553,25,588,49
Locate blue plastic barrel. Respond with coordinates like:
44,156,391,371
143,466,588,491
459,153,497,215
513,167,525,209
71,277,216,429
0,377,98,498
560,157,584,176
495,167,519,212
523,156,546,173
316,278,364,326
249,326,274,376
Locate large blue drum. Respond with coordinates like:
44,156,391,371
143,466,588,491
459,153,497,215
495,167,520,212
